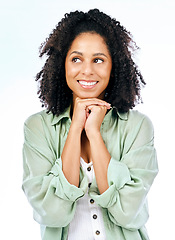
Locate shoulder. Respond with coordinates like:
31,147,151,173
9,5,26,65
128,110,154,131
24,110,54,131
114,110,155,151
125,110,155,142
127,110,153,127
115,109,154,141
116,109,153,129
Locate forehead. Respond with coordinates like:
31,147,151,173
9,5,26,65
68,32,110,53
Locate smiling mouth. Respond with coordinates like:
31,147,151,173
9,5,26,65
77,80,98,88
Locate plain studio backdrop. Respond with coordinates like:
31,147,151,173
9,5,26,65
0,0,174,239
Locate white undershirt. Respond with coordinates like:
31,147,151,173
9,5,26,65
67,158,106,240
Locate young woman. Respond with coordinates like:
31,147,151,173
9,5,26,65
22,9,158,240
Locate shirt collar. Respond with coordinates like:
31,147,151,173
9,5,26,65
103,107,128,122
116,110,128,121
51,106,71,126
50,105,128,126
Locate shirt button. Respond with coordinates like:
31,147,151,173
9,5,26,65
88,183,92,188
90,199,94,204
93,214,97,219
87,166,91,171
96,230,100,235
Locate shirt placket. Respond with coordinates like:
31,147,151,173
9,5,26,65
86,163,104,239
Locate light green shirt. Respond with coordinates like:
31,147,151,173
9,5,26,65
22,107,158,240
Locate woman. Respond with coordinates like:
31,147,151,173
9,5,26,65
22,9,158,240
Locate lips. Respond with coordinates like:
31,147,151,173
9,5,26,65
78,80,97,86
77,80,98,89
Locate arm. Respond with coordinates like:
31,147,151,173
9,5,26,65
85,104,112,194
22,113,86,228
89,131,110,194
61,97,111,188
61,124,81,187
89,115,158,230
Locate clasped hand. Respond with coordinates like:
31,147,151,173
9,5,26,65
71,97,111,138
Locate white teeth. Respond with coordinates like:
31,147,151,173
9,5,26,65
79,81,97,86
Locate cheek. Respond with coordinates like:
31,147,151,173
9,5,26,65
66,64,79,79
96,62,112,77
99,67,111,81
106,67,112,81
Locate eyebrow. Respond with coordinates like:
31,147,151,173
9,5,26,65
69,51,83,56
93,53,108,58
69,51,108,58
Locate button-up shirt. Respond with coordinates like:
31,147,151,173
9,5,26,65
22,107,158,240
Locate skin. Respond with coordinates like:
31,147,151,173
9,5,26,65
62,32,112,194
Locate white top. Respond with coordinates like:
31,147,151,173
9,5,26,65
67,158,106,240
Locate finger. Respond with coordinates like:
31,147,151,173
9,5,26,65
75,97,111,109
76,97,109,105
86,105,108,114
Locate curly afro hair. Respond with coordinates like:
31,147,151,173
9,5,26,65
36,8,146,116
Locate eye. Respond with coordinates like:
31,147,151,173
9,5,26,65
72,57,81,63
93,58,104,64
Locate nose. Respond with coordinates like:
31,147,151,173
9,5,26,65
81,61,93,76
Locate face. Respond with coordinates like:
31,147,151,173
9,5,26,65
65,32,112,101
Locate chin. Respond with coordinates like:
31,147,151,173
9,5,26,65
74,91,105,100
81,95,101,99
78,93,97,99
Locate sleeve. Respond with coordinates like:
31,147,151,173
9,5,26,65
89,115,158,230
22,114,87,228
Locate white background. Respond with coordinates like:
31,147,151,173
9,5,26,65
0,0,175,239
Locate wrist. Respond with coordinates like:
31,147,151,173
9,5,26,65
86,129,101,141
69,123,82,137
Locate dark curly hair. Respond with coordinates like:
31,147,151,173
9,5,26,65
36,8,145,116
